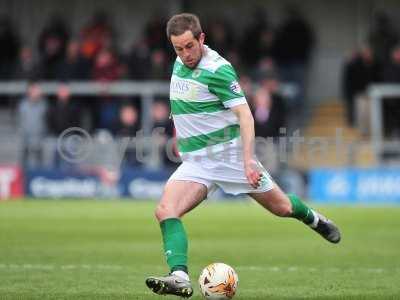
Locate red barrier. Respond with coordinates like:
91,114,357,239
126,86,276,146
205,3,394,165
0,166,24,200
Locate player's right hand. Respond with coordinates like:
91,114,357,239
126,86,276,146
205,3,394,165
244,159,262,189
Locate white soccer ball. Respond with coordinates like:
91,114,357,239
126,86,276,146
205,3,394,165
198,263,239,300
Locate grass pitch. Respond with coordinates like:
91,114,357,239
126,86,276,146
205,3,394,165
0,199,399,299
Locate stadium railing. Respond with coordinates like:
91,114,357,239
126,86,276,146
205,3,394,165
0,80,300,167
368,84,400,164
0,81,170,135
0,80,298,136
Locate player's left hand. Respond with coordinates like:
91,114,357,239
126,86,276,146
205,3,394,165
244,159,262,189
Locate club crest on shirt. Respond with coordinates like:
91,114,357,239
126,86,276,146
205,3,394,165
192,69,202,78
230,81,242,94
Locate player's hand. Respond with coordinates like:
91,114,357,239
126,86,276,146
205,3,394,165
244,159,262,189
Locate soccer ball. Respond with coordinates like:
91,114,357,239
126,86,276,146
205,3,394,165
198,263,239,300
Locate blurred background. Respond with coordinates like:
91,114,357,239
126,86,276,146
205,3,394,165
0,0,400,203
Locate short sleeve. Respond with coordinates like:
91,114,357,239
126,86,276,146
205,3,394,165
208,64,247,108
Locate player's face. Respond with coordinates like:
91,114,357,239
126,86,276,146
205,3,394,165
170,30,205,69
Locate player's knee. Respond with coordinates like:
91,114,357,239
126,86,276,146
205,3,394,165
154,203,165,221
155,203,173,221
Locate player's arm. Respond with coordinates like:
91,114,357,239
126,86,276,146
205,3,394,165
231,104,262,189
209,64,262,188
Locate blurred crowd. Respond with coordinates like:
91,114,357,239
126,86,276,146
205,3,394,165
342,12,400,138
18,82,176,169
0,9,314,83
1,7,316,169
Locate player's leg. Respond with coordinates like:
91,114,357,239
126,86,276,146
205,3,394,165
213,156,341,243
155,180,208,220
249,183,341,243
146,180,208,298
155,180,208,273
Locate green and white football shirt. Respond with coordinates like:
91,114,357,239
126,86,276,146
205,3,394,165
170,45,247,161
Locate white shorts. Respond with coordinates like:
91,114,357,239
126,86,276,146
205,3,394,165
168,158,274,196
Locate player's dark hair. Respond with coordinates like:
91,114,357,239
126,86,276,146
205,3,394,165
166,13,202,40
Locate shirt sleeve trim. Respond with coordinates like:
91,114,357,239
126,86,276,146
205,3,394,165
223,97,247,108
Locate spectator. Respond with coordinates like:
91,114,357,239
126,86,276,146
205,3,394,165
368,11,398,67
46,84,81,168
80,11,114,60
240,9,272,68
113,104,140,137
13,46,37,79
272,6,314,107
149,49,170,80
92,48,123,81
144,13,169,53
253,56,276,82
381,46,400,138
382,45,400,82
152,101,172,134
258,27,274,60
17,82,47,168
0,16,20,79
38,16,70,79
127,39,151,80
251,78,286,173
226,49,245,75
151,100,176,167
56,41,92,80
113,104,141,166
206,20,234,57
97,97,120,132
47,84,80,136
342,47,377,127
273,6,314,68
252,76,286,139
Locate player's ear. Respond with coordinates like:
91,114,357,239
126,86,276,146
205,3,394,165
198,32,205,45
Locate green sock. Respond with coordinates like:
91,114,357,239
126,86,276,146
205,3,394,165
160,218,188,273
288,194,315,225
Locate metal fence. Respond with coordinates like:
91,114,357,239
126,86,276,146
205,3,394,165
368,84,400,164
0,80,299,134
0,81,170,135
3,81,400,167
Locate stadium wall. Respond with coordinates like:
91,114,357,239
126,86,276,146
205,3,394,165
309,168,400,204
2,165,400,203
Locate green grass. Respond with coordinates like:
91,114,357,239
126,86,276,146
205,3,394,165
0,200,399,299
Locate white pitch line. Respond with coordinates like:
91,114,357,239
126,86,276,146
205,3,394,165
235,266,395,273
0,264,128,271
0,264,397,273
